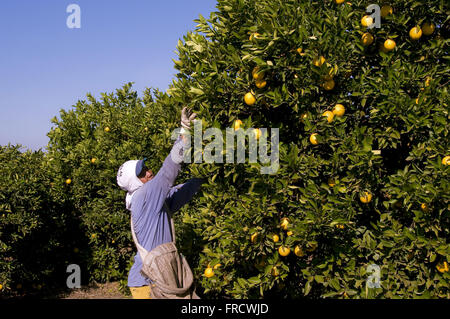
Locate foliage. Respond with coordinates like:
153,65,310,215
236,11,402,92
1,0,449,299
168,0,449,298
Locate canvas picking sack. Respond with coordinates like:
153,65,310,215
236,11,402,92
130,201,199,299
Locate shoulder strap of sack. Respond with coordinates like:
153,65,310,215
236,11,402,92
130,200,176,261
163,201,176,244
130,216,148,262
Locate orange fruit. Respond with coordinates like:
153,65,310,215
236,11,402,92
252,67,265,80
442,156,450,165
233,119,243,131
254,128,262,140
309,133,319,145
251,232,258,243
362,32,374,46
281,218,289,230
420,203,429,212
333,104,345,117
422,22,435,36
249,32,261,41
313,56,326,67
244,92,256,105
278,246,291,257
322,111,334,123
360,191,372,203
294,245,304,257
436,261,449,273
301,113,308,121
91,158,96,164
380,5,393,17
104,127,110,132
335,0,345,3
361,15,374,28
323,79,335,90
255,79,267,88
65,178,72,185
271,266,279,277
204,267,214,278
409,26,422,40
384,39,396,51
272,234,280,243
213,263,221,269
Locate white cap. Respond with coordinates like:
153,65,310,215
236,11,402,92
117,160,144,210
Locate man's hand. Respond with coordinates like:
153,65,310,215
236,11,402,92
181,107,197,130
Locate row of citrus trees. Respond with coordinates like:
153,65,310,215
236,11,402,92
1,0,449,298
0,86,182,297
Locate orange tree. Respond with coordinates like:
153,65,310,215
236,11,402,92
0,145,74,296
164,0,449,298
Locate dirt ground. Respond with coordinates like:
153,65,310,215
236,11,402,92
57,281,130,299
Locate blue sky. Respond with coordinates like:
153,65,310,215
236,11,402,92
0,0,216,151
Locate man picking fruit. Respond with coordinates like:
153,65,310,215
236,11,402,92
116,107,203,299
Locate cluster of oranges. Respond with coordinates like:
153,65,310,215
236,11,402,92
359,4,436,52
244,217,313,277
243,66,265,107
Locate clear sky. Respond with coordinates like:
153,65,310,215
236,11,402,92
0,0,217,151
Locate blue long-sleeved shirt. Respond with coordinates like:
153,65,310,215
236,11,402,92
127,136,203,287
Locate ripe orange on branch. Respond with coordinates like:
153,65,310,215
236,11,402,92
309,133,319,145
422,22,435,36
322,111,334,123
233,119,243,131
360,191,372,204
252,67,265,81
294,246,304,257
322,79,335,91
383,39,396,51
380,5,393,17
255,79,267,89
244,92,256,105
361,15,374,28
278,246,290,256
313,56,326,67
362,32,374,46
442,156,450,165
333,104,345,117
409,26,422,40
253,128,262,140
280,218,289,230
204,267,214,278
